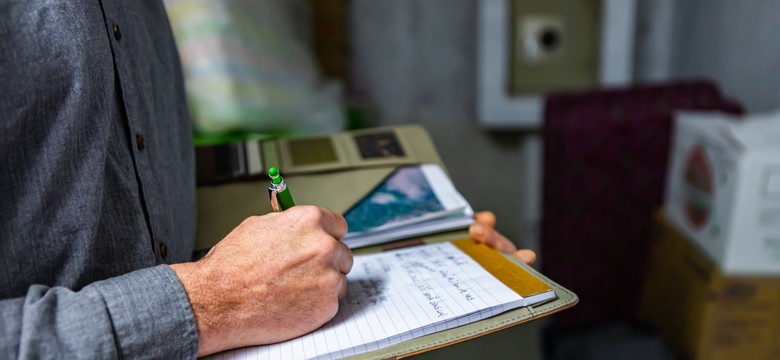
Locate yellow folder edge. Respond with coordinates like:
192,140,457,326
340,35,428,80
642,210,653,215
452,238,552,298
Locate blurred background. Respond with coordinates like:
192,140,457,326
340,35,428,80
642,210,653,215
164,0,780,359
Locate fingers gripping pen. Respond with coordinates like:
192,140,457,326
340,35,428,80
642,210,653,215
268,167,296,212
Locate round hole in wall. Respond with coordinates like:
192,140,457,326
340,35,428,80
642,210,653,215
539,27,562,52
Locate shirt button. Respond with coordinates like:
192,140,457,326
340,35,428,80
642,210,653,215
135,133,145,150
112,23,122,41
159,242,169,260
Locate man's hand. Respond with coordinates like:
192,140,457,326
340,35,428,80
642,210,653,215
469,211,537,265
170,206,353,356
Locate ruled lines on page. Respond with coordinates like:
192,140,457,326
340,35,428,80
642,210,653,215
209,242,525,360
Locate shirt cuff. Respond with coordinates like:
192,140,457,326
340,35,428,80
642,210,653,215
91,265,198,359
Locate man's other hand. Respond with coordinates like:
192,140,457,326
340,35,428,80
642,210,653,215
171,206,353,356
469,211,537,265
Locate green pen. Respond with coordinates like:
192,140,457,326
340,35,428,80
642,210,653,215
267,167,295,212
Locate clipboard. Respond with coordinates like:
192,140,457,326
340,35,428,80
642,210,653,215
337,235,578,359
194,125,578,358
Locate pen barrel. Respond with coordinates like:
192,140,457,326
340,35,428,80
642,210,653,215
270,181,296,211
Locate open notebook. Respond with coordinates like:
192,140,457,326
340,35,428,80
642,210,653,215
195,126,578,359
206,240,556,360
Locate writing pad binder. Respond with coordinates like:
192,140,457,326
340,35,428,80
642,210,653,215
336,235,578,360
195,125,578,358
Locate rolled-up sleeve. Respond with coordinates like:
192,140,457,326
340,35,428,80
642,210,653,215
0,266,198,359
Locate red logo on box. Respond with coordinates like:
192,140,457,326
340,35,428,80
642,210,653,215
682,146,714,229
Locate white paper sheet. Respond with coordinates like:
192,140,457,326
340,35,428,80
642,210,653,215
206,242,525,360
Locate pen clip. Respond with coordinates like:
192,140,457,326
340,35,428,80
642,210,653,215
268,187,281,212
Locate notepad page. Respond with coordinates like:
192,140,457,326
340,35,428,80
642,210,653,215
209,242,524,360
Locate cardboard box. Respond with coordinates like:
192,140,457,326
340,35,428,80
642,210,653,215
639,212,780,360
664,111,780,274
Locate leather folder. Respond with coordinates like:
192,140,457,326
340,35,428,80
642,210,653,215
194,125,578,359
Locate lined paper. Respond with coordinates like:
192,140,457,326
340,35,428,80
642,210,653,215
208,242,526,360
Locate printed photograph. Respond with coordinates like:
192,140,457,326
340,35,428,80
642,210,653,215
345,166,444,233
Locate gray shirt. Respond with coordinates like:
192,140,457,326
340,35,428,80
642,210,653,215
0,0,198,358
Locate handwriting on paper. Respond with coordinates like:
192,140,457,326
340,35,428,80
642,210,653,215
212,242,524,360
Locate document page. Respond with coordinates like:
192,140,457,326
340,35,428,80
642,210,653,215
207,242,526,360
343,164,474,249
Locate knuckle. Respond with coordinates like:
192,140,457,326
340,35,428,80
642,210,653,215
342,247,354,272
480,228,495,244
310,237,339,258
295,205,323,224
321,269,341,289
324,297,340,318
240,215,260,226
301,238,336,261
347,255,355,273
322,238,340,253
334,212,347,229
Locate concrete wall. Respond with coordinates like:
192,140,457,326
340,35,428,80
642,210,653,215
350,0,538,252
636,0,780,112
673,0,780,112
349,0,780,256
